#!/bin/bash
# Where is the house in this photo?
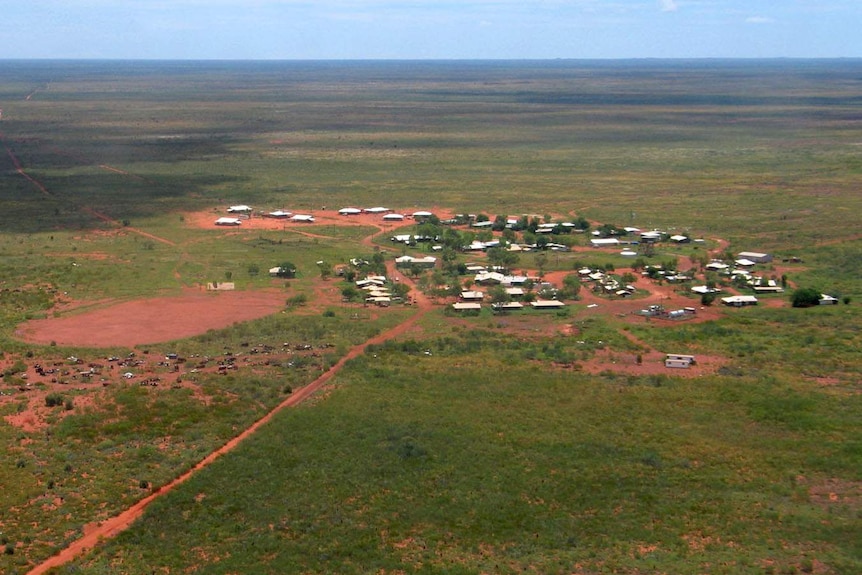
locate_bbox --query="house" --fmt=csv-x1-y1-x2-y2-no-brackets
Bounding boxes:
452,302,482,311
590,238,620,248
382,213,405,222
531,300,566,310
412,210,434,219
265,210,292,219
356,278,386,288
669,235,690,243
290,214,315,223
640,231,663,242
735,258,757,267
215,217,242,226
364,206,390,214
338,207,362,216
691,285,721,295
504,287,525,298
737,251,772,264
474,271,506,285
460,290,485,301
492,301,524,312
227,205,252,213
395,255,437,269
705,261,730,272
665,354,695,368
721,295,758,307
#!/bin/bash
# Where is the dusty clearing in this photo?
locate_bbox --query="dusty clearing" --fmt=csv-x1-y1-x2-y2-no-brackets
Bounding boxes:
15,288,287,347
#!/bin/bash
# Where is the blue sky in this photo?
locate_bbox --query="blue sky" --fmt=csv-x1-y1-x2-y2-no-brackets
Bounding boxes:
2,0,860,59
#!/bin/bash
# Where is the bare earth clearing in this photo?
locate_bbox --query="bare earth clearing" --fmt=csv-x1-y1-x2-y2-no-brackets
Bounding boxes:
15,288,287,347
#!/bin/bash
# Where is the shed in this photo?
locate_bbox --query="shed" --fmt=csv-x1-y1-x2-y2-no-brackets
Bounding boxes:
665,354,695,369
737,251,772,263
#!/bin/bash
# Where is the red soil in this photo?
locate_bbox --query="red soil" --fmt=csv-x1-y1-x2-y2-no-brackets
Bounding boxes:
15,288,287,348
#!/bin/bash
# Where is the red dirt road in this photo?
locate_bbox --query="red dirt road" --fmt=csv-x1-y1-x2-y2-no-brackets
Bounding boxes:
15,288,288,348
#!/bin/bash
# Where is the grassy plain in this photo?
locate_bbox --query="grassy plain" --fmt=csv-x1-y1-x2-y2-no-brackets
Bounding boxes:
0,60,860,574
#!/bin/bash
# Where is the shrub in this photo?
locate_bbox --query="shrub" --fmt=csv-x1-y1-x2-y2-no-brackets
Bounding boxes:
45,393,64,407
791,287,821,308
286,294,308,307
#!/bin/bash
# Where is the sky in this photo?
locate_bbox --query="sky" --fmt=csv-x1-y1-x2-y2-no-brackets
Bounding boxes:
1,0,860,60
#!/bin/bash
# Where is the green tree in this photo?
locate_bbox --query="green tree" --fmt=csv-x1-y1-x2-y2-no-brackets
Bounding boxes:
275,262,297,278
317,261,333,280
791,287,821,308
561,274,582,300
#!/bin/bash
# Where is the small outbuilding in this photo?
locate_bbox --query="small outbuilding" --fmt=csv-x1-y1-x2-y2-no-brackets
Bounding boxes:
665,354,695,369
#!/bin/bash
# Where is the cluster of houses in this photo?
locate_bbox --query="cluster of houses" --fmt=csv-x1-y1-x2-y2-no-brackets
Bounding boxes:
577,267,637,298
215,205,316,225
353,276,395,306
448,266,566,313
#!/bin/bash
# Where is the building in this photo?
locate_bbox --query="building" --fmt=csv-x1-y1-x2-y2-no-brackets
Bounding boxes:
531,300,566,310
590,238,621,248
290,214,315,223
721,295,758,307
395,255,437,269
215,217,242,226
737,251,772,264
665,354,695,368
452,302,481,312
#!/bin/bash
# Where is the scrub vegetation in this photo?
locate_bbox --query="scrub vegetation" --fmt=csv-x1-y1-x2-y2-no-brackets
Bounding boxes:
0,60,859,574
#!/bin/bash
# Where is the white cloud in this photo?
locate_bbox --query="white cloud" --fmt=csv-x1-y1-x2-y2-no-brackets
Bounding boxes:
745,16,774,24
659,0,678,12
